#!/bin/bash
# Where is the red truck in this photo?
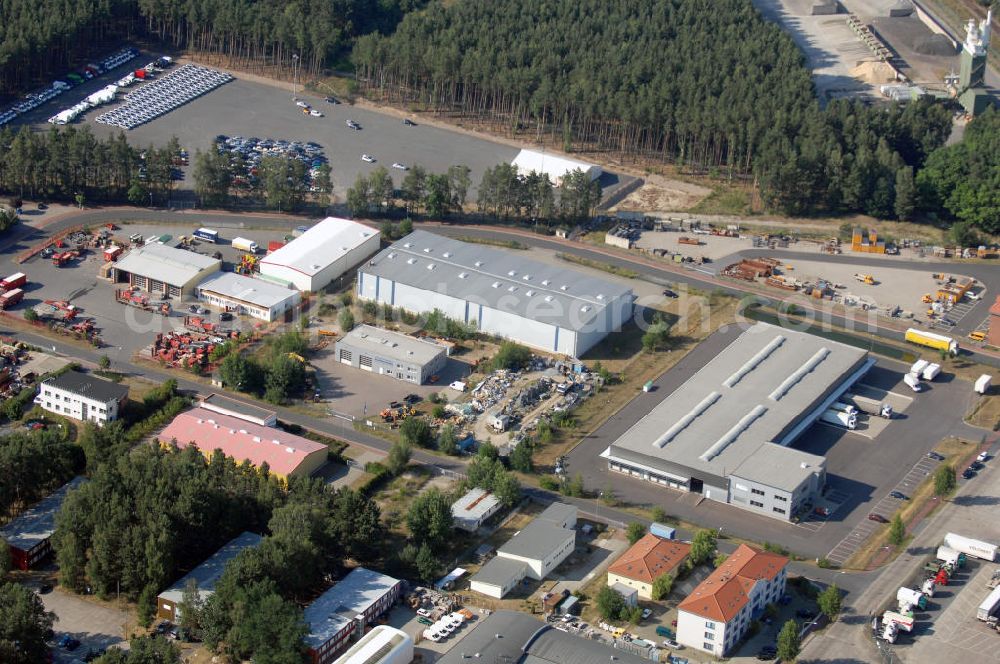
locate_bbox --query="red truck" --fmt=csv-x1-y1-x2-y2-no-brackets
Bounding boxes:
0,288,24,309
0,272,27,291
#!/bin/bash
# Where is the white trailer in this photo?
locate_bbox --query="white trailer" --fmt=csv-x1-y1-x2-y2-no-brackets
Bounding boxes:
922,363,941,381
882,620,898,643
975,374,992,395
830,401,858,415
944,533,997,561
904,372,923,392
897,587,928,609
820,409,857,429
911,359,930,376
883,611,914,632
978,586,1000,621
231,237,259,253
842,392,893,418
921,578,936,597
936,546,966,567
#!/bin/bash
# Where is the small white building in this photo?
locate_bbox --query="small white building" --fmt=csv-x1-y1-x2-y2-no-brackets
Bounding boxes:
334,325,448,385
469,503,577,599
511,149,602,186
259,217,380,292
451,488,502,532
676,544,788,657
36,371,129,425
196,272,301,322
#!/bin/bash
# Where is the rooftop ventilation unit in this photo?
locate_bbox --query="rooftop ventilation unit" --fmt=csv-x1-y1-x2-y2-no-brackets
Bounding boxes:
526,290,535,296
252,436,261,442
724,335,785,388
652,391,720,449
407,258,417,265
769,348,829,401
443,252,451,258
492,282,501,288
542,279,550,286
475,261,484,267
403,242,412,248
286,447,295,453
545,295,554,302
522,274,531,281
423,247,431,253
596,294,604,300
427,263,436,270
459,272,469,279
388,252,397,259
508,270,517,276
508,286,517,292
700,404,768,461
560,285,568,291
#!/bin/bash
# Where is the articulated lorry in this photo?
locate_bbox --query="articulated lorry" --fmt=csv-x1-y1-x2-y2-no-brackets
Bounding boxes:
842,392,893,418
903,372,923,392
883,611,914,632
897,587,928,610
936,546,967,568
231,237,259,253
820,409,857,429
944,533,998,561
0,272,27,291
905,328,958,355
978,586,1000,621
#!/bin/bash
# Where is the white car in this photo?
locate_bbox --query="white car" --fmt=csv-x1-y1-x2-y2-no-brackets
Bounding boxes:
309,109,323,117
361,154,376,163
416,608,432,618
346,119,361,129
295,100,309,108
391,162,408,170
662,640,682,650
977,452,989,462
641,608,652,620
445,613,463,627
422,630,440,643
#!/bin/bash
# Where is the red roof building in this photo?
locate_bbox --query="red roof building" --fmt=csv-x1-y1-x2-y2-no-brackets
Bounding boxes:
676,544,788,657
158,408,328,480
606,534,691,599
987,296,1000,348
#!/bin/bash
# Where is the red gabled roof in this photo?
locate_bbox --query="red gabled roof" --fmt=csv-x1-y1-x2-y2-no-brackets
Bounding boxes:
158,408,326,478
677,543,788,622
608,534,691,584
989,295,1000,317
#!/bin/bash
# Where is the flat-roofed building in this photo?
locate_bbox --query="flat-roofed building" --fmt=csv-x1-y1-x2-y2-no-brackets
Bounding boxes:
511,149,602,185
335,325,448,384
0,477,86,570
199,393,278,427
602,323,873,521
330,625,412,664
607,533,691,600
260,217,380,292
676,544,788,657
304,567,404,664
358,231,633,357
158,408,328,481
470,503,577,599
36,371,129,425
196,272,301,321
112,244,221,298
451,488,502,532
156,531,263,622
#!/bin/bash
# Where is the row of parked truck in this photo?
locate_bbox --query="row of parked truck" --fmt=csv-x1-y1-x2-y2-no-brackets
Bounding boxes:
878,533,998,643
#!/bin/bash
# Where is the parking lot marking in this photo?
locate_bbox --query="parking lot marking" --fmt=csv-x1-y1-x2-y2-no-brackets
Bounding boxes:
931,300,976,331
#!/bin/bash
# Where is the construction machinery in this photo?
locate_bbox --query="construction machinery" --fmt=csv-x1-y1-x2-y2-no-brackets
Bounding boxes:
853,273,876,285
116,289,171,315
235,253,260,275
41,300,78,320
183,316,235,337
921,294,934,304
52,250,80,266
318,329,338,337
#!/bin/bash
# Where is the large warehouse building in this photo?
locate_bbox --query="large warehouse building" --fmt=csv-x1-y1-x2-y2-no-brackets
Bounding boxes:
196,272,301,322
158,408,328,481
260,217,380,292
357,231,634,357
602,323,874,521
112,244,221,298
511,149,602,185
334,325,448,384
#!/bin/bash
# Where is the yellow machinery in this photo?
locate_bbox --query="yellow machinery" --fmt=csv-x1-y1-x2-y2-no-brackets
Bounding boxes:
854,273,875,285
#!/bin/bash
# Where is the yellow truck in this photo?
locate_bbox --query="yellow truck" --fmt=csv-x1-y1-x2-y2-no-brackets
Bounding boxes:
905,328,958,355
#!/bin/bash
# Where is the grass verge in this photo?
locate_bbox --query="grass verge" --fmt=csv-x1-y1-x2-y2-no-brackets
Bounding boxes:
453,235,528,250
556,253,639,279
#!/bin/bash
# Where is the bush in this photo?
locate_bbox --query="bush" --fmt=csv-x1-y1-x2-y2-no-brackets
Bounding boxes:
431,405,447,419
400,417,434,448
626,522,646,544
934,464,955,496
539,475,560,491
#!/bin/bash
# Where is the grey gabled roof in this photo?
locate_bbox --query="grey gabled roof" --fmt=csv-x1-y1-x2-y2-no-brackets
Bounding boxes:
0,477,86,551
114,243,220,287
730,442,825,492
44,371,129,403
360,231,633,331
338,325,447,366
196,272,299,309
304,567,402,648
158,532,262,604
536,502,576,526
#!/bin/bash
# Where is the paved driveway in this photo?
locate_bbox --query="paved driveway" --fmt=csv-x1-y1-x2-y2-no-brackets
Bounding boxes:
40,587,128,663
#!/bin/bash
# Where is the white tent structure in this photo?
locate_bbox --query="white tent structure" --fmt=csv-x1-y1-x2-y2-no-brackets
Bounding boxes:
511,149,602,185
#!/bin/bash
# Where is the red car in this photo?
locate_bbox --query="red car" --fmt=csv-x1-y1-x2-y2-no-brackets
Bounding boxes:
814,506,830,516
868,513,887,523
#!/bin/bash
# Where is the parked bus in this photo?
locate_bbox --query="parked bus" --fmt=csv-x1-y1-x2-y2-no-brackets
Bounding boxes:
194,228,219,243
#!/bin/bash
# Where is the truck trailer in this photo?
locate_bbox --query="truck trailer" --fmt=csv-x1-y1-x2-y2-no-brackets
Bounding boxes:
0,288,24,309
936,546,967,568
944,533,998,561
830,401,858,415
903,372,923,392
911,359,930,376
922,363,941,381
905,328,958,355
975,375,992,395
0,272,27,291
897,587,928,610
883,611,914,632
842,392,893,418
820,409,857,429
978,587,1000,621
231,237,259,253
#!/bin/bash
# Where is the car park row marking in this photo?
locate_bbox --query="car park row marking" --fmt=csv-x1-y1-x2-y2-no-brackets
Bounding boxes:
931,299,977,331
825,455,941,565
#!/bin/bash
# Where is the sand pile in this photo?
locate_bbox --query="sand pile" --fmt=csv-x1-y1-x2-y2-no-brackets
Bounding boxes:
850,60,899,83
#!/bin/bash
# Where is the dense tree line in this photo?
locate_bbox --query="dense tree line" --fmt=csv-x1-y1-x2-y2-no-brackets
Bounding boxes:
0,427,83,521
916,107,1000,234
476,164,601,223
0,0,428,96
218,329,311,404
353,0,985,224
0,126,178,205
0,582,55,664
193,148,333,211
346,164,470,218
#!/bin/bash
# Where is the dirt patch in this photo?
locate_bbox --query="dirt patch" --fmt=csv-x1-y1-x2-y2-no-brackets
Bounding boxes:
966,392,1000,431
850,60,900,84
609,174,712,212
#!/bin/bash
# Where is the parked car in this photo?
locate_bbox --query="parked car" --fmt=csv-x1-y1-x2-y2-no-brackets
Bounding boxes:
662,640,682,649
309,109,323,117
962,468,977,479
417,617,433,626
976,452,989,462
346,119,361,130
219,312,233,321
868,513,887,523
38,583,54,594
391,162,408,170
416,608,432,618
969,461,984,471
662,289,679,298
402,118,415,125
756,645,777,661
795,609,816,620
58,635,81,651
813,506,830,516
295,100,309,108
890,491,908,500
927,451,944,461
361,154,376,163
641,608,653,620
325,96,340,104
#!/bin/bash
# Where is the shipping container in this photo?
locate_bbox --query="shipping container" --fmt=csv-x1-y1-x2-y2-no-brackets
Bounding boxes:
650,522,676,540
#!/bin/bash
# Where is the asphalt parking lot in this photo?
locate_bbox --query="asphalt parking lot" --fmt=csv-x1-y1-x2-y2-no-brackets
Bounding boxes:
37,585,127,662
564,326,986,559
